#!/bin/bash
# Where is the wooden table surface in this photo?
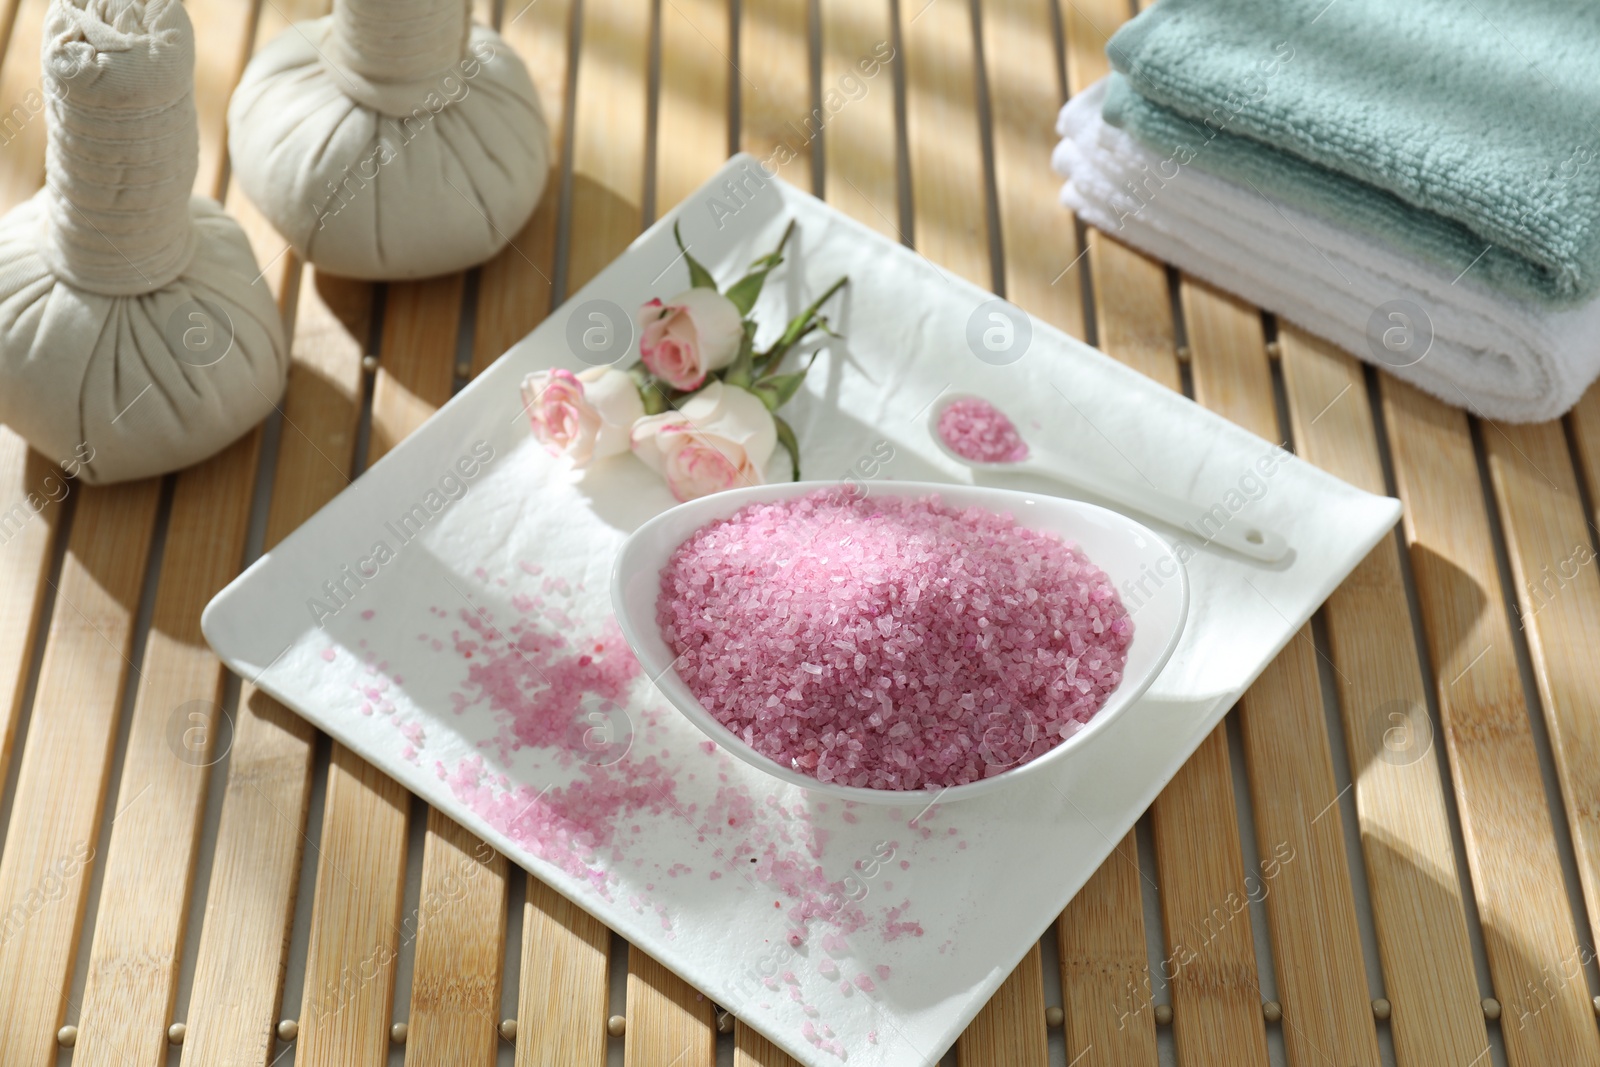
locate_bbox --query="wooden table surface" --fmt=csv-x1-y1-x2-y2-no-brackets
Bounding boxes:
1,0,1599,1064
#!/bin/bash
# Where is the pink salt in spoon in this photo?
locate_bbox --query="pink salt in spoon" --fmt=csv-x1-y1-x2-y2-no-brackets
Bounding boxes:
929,393,1289,564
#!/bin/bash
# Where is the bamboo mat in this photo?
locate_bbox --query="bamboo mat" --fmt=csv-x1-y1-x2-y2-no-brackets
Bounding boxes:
0,0,1598,1063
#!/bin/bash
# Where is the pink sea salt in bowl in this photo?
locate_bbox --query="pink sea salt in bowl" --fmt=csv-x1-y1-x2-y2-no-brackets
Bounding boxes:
612,481,1188,803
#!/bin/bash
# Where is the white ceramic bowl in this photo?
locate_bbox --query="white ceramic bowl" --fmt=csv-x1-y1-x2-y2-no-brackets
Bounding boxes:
611,480,1189,804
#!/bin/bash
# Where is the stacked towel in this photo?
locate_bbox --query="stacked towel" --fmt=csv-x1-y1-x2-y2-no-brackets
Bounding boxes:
1053,0,1600,422
1055,84,1600,424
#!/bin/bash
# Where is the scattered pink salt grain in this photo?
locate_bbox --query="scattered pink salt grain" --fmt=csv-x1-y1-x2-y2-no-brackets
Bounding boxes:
936,397,1029,463
853,974,876,992
657,489,1132,789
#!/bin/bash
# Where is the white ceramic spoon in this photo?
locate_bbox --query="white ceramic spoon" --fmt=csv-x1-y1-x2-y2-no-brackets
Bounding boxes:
928,393,1289,564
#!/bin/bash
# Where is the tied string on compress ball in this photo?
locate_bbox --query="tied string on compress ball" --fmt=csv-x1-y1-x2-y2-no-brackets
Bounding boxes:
325,0,470,104
41,0,200,295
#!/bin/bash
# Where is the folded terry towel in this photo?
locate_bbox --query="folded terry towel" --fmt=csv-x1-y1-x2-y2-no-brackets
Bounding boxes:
1054,81,1600,423
1102,0,1600,309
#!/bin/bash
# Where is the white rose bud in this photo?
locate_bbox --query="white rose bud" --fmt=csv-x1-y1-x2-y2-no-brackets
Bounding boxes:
521,366,645,466
630,381,778,501
638,288,745,391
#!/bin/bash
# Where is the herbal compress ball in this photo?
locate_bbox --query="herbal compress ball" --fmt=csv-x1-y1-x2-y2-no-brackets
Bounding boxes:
227,0,552,280
0,0,288,485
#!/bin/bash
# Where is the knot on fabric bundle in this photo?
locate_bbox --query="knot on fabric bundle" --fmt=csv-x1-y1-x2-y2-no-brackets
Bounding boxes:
326,0,470,89
0,0,288,485
227,0,552,280
42,0,198,294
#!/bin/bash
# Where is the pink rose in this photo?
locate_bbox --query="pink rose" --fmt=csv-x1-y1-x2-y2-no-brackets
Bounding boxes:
638,288,744,391
630,381,778,501
521,366,645,465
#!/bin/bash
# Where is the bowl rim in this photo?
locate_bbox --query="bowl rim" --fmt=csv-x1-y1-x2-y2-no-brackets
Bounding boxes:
610,479,1190,804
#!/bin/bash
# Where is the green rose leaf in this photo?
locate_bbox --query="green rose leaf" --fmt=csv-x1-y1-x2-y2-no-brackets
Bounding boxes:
674,222,718,290
773,414,802,481
724,219,797,315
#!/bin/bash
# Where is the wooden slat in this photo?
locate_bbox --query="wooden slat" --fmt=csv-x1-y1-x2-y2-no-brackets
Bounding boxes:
180,690,316,1065
1177,281,1272,433
1057,834,1156,1067
0,0,22,79
405,809,508,1065
254,276,371,552
657,0,731,213
1382,376,1600,1067
818,0,896,234
1243,650,1379,1055
190,0,256,200
624,949,716,1067
957,944,1050,1066
1279,328,1491,1065
181,268,370,1067
517,877,611,1067
1061,0,1113,90
1087,233,1181,391
265,275,371,556
371,275,465,460
1570,389,1600,948
1483,416,1600,989
738,0,812,191
1571,384,1600,507
0,441,57,785
0,480,161,1063
981,0,1083,339
1062,0,1181,394
0,0,44,213
1148,728,1269,1066
900,0,988,284
295,746,410,1067
565,0,650,294
470,0,577,377
734,1021,800,1067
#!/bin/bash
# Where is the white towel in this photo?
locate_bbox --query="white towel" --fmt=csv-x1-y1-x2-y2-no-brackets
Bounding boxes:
1053,80,1600,424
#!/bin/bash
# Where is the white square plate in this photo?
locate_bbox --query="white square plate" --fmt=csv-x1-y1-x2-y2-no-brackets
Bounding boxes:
204,154,1401,1066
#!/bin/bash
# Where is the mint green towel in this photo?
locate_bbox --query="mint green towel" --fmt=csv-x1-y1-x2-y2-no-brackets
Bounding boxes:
1102,0,1600,308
